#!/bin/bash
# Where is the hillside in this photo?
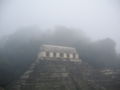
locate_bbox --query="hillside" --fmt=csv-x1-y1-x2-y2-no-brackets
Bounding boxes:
0,27,120,90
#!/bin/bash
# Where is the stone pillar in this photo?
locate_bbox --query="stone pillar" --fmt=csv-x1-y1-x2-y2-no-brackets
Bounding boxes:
49,52,54,58
75,54,79,59
56,52,60,58
63,53,67,58
69,53,73,59
40,51,46,57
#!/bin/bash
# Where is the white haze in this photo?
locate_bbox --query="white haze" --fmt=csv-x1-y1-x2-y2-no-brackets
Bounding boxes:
0,0,120,52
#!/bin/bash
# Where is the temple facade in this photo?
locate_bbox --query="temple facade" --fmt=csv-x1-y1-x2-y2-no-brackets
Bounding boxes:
38,45,81,62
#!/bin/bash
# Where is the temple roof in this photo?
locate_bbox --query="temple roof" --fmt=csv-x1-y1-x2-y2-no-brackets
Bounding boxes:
40,45,77,54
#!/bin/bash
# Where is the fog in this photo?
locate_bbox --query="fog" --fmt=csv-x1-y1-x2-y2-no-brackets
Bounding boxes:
0,0,120,52
1,1,120,89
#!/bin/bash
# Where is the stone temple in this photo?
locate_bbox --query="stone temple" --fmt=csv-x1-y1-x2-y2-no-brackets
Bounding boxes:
7,45,83,90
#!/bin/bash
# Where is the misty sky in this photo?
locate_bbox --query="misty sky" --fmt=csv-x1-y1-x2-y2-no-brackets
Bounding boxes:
0,0,120,52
